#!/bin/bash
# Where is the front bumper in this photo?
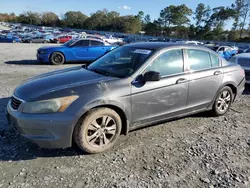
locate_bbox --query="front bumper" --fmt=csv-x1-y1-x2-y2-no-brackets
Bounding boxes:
6,101,76,149
36,53,50,63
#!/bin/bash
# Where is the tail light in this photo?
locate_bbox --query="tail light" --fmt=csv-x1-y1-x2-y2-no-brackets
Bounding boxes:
240,69,245,77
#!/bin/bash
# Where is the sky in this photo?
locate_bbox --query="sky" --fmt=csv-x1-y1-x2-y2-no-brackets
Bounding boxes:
1,0,235,27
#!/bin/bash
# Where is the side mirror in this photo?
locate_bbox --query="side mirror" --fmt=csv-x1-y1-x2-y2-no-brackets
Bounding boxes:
144,71,161,81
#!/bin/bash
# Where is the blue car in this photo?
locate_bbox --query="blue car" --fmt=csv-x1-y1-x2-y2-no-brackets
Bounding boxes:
211,46,238,60
0,35,21,43
37,38,117,65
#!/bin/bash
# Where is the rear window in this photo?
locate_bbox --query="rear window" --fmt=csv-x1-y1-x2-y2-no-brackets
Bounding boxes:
187,49,211,71
210,53,220,67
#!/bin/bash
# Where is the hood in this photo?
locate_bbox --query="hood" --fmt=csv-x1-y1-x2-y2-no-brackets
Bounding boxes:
14,66,114,101
38,45,67,51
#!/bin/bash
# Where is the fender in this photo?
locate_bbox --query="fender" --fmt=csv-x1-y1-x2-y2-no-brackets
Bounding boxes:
74,99,131,135
207,81,237,109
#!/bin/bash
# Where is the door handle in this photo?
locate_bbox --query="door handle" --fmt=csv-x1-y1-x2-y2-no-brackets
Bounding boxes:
176,78,188,84
214,71,222,75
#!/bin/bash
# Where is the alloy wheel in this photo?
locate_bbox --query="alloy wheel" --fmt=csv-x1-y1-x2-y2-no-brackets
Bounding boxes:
86,116,117,147
54,55,62,64
217,90,231,113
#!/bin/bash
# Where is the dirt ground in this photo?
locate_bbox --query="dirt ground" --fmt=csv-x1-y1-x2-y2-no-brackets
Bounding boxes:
0,43,250,188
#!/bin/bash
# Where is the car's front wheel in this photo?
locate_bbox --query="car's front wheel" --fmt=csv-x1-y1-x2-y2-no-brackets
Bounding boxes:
212,86,233,116
50,52,65,65
73,108,122,154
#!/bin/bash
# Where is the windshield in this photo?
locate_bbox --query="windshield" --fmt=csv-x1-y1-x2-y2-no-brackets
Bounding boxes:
87,46,154,78
63,38,77,47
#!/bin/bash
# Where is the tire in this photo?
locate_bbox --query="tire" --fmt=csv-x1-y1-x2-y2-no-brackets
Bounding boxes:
50,52,65,65
212,86,233,116
56,40,60,44
73,108,122,154
29,40,32,43
12,40,16,43
43,40,47,43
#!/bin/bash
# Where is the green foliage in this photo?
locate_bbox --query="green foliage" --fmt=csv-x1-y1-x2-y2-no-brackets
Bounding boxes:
41,12,59,27
63,11,87,28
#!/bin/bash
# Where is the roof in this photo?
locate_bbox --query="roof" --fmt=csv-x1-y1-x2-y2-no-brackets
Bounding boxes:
125,42,209,51
234,53,250,58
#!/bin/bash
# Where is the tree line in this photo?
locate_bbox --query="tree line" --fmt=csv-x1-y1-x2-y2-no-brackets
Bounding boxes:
1,0,250,42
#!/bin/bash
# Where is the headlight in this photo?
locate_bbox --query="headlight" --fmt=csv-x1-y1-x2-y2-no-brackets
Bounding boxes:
22,96,79,114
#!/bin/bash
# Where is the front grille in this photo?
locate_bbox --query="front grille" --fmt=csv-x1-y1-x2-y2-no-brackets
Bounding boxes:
245,70,250,76
11,97,22,110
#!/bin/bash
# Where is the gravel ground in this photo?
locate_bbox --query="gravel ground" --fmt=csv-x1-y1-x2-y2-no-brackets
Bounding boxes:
0,43,250,188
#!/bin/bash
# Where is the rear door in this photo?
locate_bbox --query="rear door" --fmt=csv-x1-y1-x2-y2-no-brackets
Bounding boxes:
88,40,107,60
70,40,90,61
185,49,223,111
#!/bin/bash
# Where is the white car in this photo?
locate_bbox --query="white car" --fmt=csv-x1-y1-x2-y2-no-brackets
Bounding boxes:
103,35,123,44
184,41,204,45
229,53,250,84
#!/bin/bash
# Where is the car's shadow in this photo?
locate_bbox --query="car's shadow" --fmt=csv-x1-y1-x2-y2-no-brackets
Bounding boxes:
5,60,44,65
5,60,92,66
243,84,250,95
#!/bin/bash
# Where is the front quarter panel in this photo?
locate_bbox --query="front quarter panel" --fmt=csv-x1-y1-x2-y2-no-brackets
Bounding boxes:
33,78,133,129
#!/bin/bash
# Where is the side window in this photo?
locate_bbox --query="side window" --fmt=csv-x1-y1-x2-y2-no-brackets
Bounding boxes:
146,49,184,77
91,40,103,46
74,40,89,47
187,49,211,71
210,53,220,67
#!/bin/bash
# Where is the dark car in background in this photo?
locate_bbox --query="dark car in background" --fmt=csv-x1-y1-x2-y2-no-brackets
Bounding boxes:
7,43,245,154
23,36,49,43
229,53,250,84
37,38,117,65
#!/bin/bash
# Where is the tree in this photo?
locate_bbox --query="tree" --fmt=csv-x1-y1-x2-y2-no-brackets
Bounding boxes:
239,0,250,38
63,11,88,28
171,4,192,26
18,11,41,25
159,6,174,31
41,12,59,26
144,14,151,24
232,0,245,30
84,9,109,30
137,11,144,21
194,3,211,27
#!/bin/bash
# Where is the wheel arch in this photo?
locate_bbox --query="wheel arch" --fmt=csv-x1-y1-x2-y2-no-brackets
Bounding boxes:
74,103,130,137
208,81,237,109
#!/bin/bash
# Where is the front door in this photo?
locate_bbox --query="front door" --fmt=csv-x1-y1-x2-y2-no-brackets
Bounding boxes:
131,49,189,127
185,49,223,111
71,40,90,61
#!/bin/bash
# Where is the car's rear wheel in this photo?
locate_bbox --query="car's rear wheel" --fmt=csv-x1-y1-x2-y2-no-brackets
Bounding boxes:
212,86,233,116
29,40,32,43
73,108,122,154
50,52,65,65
